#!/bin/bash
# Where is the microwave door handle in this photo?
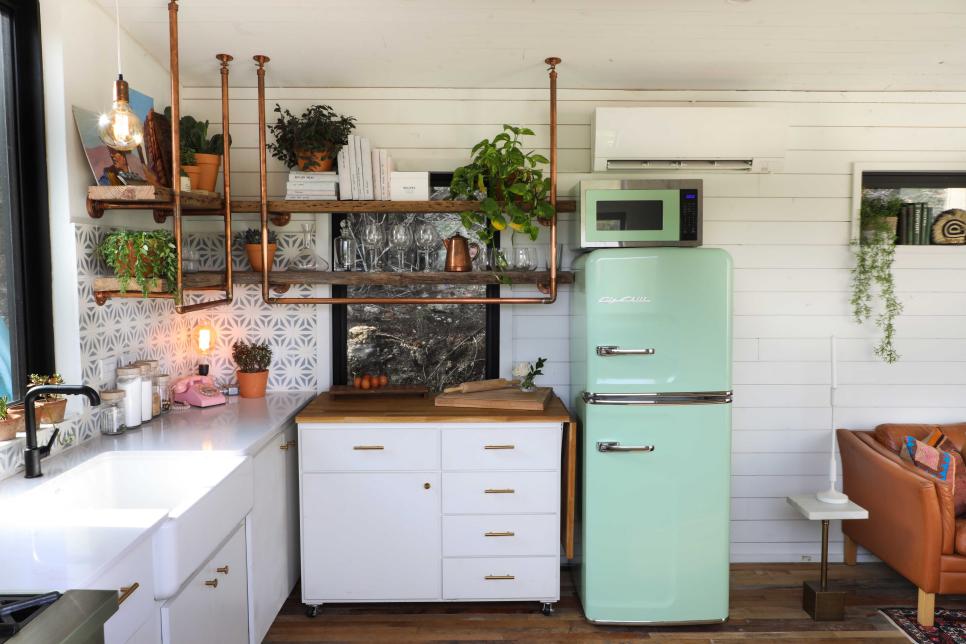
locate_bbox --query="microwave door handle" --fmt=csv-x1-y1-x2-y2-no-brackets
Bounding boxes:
596,345,656,357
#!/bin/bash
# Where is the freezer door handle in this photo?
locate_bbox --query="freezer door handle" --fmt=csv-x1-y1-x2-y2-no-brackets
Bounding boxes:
597,345,656,357
597,441,655,453
582,391,733,405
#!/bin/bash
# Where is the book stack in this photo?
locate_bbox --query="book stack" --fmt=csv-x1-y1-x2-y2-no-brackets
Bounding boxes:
335,134,393,200
286,171,339,200
898,202,933,245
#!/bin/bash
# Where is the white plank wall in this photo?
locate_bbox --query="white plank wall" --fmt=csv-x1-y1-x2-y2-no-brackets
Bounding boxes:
181,85,966,562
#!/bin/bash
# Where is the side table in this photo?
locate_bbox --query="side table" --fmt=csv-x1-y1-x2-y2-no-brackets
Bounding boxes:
786,495,869,620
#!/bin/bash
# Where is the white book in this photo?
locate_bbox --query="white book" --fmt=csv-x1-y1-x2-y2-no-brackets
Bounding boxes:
289,170,337,180
381,150,392,200
286,194,338,201
371,148,382,200
287,180,337,188
351,135,363,200
286,190,337,197
336,148,351,201
360,137,373,200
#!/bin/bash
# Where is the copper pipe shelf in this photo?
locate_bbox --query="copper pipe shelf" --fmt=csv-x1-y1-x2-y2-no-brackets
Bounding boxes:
230,199,575,215
87,186,226,224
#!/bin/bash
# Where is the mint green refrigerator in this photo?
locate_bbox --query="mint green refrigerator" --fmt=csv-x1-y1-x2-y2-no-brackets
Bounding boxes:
571,248,732,625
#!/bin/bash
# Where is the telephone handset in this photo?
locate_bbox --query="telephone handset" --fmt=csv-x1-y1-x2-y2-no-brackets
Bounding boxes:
172,375,227,408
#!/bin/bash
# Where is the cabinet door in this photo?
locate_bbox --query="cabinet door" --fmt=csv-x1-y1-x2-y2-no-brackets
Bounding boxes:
250,427,298,643
302,472,441,601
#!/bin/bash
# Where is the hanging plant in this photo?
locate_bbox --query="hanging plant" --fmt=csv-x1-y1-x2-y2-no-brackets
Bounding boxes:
98,230,179,297
851,196,904,363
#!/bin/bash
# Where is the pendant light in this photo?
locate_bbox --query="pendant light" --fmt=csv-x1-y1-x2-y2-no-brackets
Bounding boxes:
97,0,143,151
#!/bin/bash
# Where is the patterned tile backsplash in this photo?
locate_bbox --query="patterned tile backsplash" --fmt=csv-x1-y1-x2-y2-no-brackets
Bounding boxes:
0,223,320,479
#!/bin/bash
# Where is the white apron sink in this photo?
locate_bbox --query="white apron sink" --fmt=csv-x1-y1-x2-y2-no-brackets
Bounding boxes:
4,451,253,599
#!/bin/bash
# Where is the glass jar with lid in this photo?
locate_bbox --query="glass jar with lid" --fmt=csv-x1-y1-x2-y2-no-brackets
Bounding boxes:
98,389,126,435
133,362,153,422
115,366,142,429
141,359,161,418
157,374,172,414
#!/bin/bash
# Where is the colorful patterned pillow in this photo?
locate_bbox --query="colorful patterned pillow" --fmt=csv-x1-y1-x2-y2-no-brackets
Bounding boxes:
900,436,953,482
922,429,966,516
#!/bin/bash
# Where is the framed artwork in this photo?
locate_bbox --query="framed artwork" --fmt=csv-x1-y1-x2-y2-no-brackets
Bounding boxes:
73,88,155,186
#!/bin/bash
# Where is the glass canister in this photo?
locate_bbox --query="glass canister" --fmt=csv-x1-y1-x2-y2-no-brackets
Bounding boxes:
142,359,161,418
115,366,142,429
98,389,126,435
157,374,172,414
133,362,153,422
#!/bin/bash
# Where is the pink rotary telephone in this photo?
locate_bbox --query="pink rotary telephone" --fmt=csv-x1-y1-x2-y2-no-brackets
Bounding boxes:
172,375,227,408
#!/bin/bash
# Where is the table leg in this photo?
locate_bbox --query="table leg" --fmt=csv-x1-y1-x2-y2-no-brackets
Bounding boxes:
820,519,829,591
803,518,845,620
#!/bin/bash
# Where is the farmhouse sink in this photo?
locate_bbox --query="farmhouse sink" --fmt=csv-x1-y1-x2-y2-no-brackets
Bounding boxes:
4,451,253,599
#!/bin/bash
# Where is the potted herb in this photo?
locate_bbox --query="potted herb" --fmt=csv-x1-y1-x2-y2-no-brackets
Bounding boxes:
164,107,230,192
180,148,201,190
98,230,179,297
449,124,555,245
237,228,279,272
851,196,905,363
0,396,23,442
267,104,356,172
27,373,66,425
233,340,272,398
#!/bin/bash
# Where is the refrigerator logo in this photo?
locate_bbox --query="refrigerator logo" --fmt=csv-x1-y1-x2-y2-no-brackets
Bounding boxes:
598,296,651,304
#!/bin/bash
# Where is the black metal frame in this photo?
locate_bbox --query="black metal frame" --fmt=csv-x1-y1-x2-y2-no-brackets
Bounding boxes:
863,172,966,189
0,0,53,399
330,173,500,385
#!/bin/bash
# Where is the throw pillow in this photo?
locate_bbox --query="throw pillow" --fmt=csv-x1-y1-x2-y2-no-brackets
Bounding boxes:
923,429,966,516
900,436,953,482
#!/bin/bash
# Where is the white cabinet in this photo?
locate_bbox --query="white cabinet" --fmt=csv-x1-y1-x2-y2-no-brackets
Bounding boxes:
161,524,248,644
299,423,562,610
248,424,300,643
90,535,157,644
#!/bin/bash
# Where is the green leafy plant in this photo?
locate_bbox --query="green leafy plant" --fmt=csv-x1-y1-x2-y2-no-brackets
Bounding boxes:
519,357,547,390
236,228,278,245
449,124,555,245
98,230,179,297
232,340,273,373
163,107,230,160
851,196,905,363
267,104,356,169
0,396,10,421
27,374,65,401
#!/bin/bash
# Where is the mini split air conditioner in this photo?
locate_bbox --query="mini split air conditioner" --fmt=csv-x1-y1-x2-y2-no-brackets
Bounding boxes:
592,106,788,173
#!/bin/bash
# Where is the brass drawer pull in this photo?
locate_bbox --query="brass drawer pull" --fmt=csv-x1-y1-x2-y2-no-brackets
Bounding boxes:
485,575,515,580
353,445,385,450
204,579,219,588
485,488,515,494
279,443,290,450
117,582,139,605
484,531,515,537
484,444,515,450
216,565,229,575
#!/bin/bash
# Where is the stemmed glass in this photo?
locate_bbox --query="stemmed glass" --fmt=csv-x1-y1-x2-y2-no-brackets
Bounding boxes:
361,221,385,271
512,246,537,271
388,222,414,271
414,222,439,272
291,223,329,271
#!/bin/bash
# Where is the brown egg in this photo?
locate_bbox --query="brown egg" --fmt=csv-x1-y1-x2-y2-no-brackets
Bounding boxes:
360,376,372,390
353,375,362,388
379,374,389,387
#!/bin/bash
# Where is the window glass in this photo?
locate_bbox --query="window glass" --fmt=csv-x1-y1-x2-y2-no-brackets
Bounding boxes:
0,9,19,400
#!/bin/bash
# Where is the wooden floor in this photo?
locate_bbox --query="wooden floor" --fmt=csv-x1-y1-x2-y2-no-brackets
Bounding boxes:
265,563,964,642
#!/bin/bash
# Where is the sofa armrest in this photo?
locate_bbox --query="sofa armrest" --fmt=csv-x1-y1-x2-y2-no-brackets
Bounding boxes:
838,429,943,592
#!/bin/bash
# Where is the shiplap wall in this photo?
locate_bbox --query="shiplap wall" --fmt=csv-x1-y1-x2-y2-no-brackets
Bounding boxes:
182,85,966,562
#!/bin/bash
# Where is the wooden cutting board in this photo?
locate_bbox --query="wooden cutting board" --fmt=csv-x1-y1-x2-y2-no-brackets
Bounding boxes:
329,385,429,398
434,387,552,411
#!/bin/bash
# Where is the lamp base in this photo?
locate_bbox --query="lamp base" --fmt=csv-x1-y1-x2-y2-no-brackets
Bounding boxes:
816,488,849,504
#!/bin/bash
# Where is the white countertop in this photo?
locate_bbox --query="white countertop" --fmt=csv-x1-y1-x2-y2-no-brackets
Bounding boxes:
0,391,313,593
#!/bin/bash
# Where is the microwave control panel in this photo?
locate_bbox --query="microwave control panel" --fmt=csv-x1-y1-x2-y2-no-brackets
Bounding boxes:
680,189,700,241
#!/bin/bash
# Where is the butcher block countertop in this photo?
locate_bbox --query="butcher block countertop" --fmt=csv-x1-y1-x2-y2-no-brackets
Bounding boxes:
296,392,572,424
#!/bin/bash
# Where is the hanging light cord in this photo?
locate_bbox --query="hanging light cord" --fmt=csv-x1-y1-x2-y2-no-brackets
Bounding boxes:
114,0,122,77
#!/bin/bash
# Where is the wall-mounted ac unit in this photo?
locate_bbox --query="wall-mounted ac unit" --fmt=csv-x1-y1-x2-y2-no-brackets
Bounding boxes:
592,106,788,173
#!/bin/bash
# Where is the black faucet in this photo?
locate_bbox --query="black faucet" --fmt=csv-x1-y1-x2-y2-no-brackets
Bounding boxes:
23,385,101,478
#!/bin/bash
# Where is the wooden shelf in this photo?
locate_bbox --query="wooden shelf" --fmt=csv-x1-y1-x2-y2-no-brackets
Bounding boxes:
87,185,226,223
229,199,576,214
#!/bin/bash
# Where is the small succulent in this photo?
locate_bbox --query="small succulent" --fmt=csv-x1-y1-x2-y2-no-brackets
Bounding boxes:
236,228,278,246
0,396,10,421
232,340,273,373
27,374,65,401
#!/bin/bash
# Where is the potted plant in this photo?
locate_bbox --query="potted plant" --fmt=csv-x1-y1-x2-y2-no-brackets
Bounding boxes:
164,107,230,192
27,373,67,425
98,230,179,297
512,357,547,393
233,340,272,398
180,148,201,191
0,396,23,442
267,104,356,172
237,228,279,272
449,124,555,245
851,195,905,363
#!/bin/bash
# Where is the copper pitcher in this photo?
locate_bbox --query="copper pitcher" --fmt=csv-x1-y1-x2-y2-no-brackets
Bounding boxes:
442,233,480,272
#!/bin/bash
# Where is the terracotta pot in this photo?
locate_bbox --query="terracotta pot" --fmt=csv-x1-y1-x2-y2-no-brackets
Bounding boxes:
115,241,157,280
295,148,333,172
0,412,24,442
237,370,269,398
182,165,202,191
245,243,277,272
193,153,221,192
33,398,67,425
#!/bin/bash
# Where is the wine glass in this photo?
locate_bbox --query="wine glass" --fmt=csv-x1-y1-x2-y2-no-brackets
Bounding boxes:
291,223,329,271
414,222,439,272
388,222,414,271
512,246,537,271
361,221,385,271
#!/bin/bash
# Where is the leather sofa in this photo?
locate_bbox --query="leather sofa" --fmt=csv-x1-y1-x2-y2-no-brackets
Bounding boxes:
837,424,966,627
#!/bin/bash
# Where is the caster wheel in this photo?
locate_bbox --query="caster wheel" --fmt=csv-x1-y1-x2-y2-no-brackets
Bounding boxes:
541,602,555,616
305,604,320,618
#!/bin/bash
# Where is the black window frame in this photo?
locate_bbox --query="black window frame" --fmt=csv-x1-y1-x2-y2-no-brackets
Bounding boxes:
331,172,499,386
0,0,54,400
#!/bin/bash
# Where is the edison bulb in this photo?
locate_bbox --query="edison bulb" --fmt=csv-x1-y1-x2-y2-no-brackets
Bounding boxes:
97,76,143,151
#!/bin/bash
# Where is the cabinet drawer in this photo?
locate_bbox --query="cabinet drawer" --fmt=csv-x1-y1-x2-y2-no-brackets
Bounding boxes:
442,557,559,600
442,471,559,514
300,428,439,471
443,515,558,557
89,536,156,644
442,427,561,471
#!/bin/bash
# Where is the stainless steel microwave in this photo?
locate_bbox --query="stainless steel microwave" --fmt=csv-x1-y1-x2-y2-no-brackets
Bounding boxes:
576,179,702,248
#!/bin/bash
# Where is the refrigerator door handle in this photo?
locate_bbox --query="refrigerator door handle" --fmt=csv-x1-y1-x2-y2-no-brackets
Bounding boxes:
582,391,733,405
597,441,655,453
596,345,656,357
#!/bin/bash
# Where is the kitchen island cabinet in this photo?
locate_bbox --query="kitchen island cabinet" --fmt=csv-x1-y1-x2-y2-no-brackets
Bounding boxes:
295,394,575,616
